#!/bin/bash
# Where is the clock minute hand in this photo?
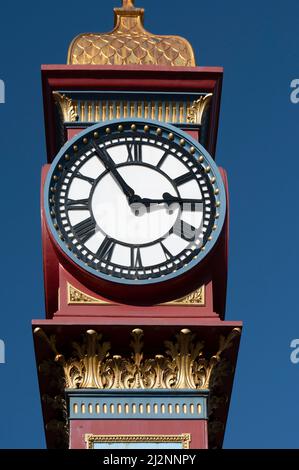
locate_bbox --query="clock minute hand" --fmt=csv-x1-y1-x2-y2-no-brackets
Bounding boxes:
92,140,135,201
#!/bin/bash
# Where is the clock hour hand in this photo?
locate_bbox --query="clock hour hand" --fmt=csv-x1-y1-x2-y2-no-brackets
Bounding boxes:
92,140,135,201
130,193,203,208
162,192,203,205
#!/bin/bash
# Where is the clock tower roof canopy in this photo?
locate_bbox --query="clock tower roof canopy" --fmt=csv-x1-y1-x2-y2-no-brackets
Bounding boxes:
67,0,196,67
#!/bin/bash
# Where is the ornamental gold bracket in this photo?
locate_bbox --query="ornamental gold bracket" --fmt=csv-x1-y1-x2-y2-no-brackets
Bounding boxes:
34,327,241,390
187,94,213,124
67,282,205,306
53,92,79,123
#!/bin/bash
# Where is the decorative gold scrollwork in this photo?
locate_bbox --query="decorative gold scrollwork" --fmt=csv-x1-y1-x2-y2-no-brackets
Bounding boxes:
53,92,79,123
187,94,213,124
67,283,205,306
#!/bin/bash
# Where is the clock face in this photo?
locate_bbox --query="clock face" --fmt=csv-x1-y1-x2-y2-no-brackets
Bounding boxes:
45,119,226,285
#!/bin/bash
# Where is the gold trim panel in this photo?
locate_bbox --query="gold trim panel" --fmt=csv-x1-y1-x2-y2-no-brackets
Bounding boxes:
67,283,111,305
85,433,191,449
67,283,205,306
165,286,205,306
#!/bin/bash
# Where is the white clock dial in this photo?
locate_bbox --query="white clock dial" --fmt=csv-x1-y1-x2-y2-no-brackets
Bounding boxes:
90,164,180,245
46,120,225,284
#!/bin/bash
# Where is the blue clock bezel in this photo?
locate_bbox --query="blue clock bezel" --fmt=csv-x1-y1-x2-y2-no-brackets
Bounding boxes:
44,118,226,286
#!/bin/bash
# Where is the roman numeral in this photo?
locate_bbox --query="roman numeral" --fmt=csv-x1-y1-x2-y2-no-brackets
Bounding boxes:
157,151,169,168
161,243,173,261
66,199,89,210
77,172,95,184
130,247,143,268
174,172,194,186
127,143,142,162
172,219,197,241
73,217,96,243
96,237,115,262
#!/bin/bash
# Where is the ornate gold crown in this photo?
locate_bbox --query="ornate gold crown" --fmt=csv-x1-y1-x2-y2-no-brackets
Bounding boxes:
67,0,196,66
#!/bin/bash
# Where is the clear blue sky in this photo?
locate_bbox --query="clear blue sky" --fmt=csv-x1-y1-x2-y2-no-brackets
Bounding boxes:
0,0,298,448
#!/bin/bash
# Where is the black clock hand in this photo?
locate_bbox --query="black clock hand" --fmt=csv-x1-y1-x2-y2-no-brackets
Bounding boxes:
92,140,135,201
130,193,203,207
163,192,204,205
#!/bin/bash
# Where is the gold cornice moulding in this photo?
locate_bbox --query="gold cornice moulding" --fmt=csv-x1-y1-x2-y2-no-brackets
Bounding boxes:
34,327,241,390
52,94,212,126
67,1,196,66
67,282,205,306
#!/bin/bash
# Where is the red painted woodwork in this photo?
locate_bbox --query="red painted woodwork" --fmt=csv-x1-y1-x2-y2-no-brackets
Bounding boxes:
41,65,223,162
69,419,208,449
34,58,242,451
184,129,200,140
41,66,226,312
67,128,85,140
41,165,59,316
55,265,217,320
33,318,242,328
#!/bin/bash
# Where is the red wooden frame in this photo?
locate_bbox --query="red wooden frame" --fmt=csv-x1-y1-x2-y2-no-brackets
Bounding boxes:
41,65,223,162
34,62,242,452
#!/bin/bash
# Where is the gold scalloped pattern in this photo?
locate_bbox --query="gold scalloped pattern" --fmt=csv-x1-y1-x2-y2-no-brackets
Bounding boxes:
67,2,195,66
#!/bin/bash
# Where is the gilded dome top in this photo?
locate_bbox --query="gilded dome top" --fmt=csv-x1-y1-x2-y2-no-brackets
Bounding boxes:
67,0,196,66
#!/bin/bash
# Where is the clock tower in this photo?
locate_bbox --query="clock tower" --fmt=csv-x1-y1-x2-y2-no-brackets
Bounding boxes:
33,0,242,449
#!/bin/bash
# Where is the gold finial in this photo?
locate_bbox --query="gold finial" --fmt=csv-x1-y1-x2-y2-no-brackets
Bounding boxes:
67,1,196,66
122,0,135,8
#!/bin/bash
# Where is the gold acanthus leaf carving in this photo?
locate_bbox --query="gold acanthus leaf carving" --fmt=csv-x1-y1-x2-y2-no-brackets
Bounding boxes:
53,92,79,123
187,94,213,124
35,327,241,390
67,1,196,66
